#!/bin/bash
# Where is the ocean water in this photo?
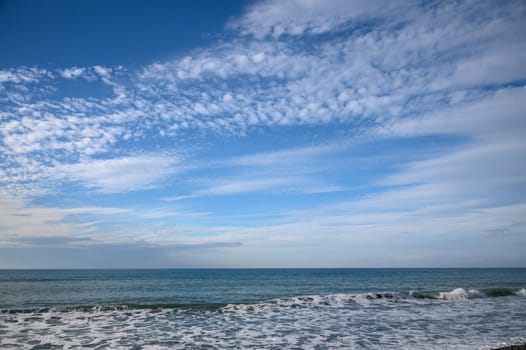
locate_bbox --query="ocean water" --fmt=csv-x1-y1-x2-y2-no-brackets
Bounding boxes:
1,268,525,349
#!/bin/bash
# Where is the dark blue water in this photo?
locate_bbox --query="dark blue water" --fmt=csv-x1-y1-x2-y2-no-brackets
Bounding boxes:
1,268,525,349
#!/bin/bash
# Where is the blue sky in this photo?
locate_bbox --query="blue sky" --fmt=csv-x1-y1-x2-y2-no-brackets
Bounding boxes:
1,0,525,268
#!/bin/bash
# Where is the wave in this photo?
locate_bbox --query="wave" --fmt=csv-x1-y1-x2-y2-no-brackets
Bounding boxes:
225,287,525,311
0,303,228,314
2,287,524,314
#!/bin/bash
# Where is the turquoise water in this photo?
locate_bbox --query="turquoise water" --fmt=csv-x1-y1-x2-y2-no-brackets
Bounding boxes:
1,268,525,349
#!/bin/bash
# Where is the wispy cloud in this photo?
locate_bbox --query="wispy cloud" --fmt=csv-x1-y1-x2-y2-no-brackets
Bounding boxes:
0,191,128,242
163,143,347,200
228,0,410,38
223,144,343,167
165,177,303,200
58,67,86,79
376,87,526,141
58,155,180,193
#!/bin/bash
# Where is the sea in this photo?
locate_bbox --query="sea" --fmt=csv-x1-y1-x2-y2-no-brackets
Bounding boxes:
0,268,525,349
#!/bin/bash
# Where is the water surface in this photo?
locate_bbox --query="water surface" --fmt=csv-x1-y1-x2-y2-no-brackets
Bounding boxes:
1,268,525,349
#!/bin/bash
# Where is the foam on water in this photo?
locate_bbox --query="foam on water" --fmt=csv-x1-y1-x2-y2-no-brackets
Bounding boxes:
223,287,526,311
437,288,482,300
1,288,525,349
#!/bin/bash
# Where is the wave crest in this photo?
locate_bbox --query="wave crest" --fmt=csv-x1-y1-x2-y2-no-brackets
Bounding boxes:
224,287,525,312
437,288,482,301
2,287,524,314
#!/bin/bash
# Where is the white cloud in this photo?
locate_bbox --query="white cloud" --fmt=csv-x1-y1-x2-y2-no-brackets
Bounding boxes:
163,174,342,201
59,67,86,79
0,67,50,86
224,143,343,167
0,0,525,217
59,155,180,193
376,87,526,142
162,143,348,200
373,86,526,207
228,0,408,38
131,0,525,138
446,47,526,88
93,65,112,80
194,177,296,196
0,191,127,242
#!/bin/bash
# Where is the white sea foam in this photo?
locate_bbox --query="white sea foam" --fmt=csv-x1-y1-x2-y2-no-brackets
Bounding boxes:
1,291,525,349
225,288,493,311
516,288,526,296
223,291,420,312
437,288,482,301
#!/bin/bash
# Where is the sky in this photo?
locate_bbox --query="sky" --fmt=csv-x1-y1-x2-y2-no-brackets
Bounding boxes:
0,0,525,268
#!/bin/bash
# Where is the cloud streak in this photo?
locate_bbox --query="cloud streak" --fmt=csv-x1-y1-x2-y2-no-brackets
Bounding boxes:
58,155,181,193
0,191,128,243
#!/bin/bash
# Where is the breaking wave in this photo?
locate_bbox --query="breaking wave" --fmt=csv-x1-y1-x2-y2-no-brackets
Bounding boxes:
225,287,525,311
2,287,525,350
1,287,524,314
